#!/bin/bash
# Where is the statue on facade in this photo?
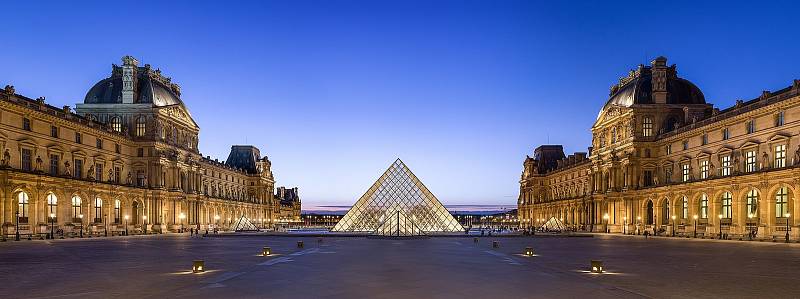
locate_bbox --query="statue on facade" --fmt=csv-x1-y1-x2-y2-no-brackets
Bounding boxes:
653,174,659,185
688,164,695,180
87,165,95,180
734,155,741,173
761,152,769,170
64,160,71,176
108,168,114,182
795,145,800,165
709,161,716,177
35,156,43,172
126,172,133,185
1,149,9,167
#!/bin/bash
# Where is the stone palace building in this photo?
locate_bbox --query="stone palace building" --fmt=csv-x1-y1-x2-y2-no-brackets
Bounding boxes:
519,57,800,240
0,56,300,238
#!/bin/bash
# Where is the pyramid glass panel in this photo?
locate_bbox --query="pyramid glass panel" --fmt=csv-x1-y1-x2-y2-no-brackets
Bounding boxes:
231,215,259,232
332,159,464,235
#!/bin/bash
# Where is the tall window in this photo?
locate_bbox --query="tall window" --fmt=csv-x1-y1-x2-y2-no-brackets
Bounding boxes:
700,160,709,179
642,117,653,137
722,192,733,219
75,132,82,144
745,150,757,172
682,196,688,219
702,133,708,145
776,187,789,218
94,198,103,223
95,163,103,181
135,116,146,137
114,200,121,223
23,118,31,131
682,140,688,150
49,154,59,176
746,189,758,217
21,148,32,171
74,159,83,178
775,144,786,168
666,144,672,155
746,120,755,134
110,116,122,132
700,194,708,219
682,164,690,182
72,195,82,222
51,125,59,138
776,111,785,127
96,138,103,149
114,167,121,183
722,127,730,140
18,192,29,223
47,193,57,221
721,155,731,176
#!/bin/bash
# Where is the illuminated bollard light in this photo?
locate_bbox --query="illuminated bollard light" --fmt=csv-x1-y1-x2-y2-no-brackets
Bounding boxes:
192,260,205,273
262,247,271,256
590,260,604,273
297,241,304,248
524,247,534,256
493,241,499,248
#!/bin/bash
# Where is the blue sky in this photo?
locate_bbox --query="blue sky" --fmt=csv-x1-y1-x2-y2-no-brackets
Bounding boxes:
2,1,799,206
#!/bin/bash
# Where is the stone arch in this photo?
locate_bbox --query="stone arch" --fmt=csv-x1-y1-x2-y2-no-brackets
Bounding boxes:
767,183,795,220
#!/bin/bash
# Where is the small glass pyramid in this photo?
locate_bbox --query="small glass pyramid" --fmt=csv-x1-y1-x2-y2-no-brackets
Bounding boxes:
231,215,259,232
332,159,464,235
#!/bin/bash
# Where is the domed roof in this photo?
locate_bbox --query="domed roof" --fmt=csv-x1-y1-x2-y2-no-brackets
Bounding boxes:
83,56,186,108
599,57,705,116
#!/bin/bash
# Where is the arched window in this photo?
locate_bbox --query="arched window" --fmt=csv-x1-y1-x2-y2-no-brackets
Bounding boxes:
721,192,733,219
72,195,82,222
746,189,758,217
700,194,708,219
114,200,121,223
47,193,58,221
682,196,688,219
94,198,103,223
642,117,653,137
662,199,671,223
135,116,146,137
646,200,654,225
776,187,789,218
110,116,122,132
17,192,29,223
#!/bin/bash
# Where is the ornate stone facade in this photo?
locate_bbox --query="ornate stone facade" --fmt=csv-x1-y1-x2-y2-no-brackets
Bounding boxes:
0,56,298,237
519,57,800,240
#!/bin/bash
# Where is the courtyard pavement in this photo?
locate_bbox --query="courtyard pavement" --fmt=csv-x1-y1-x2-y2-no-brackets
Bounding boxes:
0,234,798,298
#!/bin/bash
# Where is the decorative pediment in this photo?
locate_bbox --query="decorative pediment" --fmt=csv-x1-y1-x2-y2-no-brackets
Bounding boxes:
715,146,734,155
739,140,760,149
694,151,712,159
767,133,791,143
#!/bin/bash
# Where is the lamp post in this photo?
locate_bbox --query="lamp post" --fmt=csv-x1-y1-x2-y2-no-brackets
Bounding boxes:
623,216,627,235
718,214,723,240
179,213,186,233
693,215,698,238
124,215,129,236
15,211,20,241
602,213,609,233
78,214,84,238
49,213,55,240
671,215,676,237
785,213,791,243
143,215,148,234
104,213,108,237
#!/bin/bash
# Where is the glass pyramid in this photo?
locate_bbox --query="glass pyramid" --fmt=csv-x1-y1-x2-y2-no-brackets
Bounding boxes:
332,159,464,235
231,215,259,232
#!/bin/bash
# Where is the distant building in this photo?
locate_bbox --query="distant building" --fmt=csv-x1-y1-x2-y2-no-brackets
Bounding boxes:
519,57,799,240
275,186,301,221
0,56,293,237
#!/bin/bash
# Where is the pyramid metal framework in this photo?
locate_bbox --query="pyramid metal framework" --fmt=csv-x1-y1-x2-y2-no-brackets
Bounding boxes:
332,159,464,235
230,215,259,232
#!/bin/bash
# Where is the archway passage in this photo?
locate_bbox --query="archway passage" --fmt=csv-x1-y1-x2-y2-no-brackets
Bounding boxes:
132,202,140,224
646,200,654,225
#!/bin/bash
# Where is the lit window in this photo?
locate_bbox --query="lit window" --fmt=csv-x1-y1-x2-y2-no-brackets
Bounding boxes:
47,193,57,221
135,116,146,137
18,192,29,222
72,195,82,222
721,155,731,176
110,116,122,132
721,192,732,218
700,160,709,179
699,194,708,219
682,164,689,182
746,189,758,217
666,144,672,155
775,144,786,168
776,111,785,127
776,187,789,218
642,117,653,137
114,200,121,223
682,196,688,219
94,198,103,223
745,150,757,172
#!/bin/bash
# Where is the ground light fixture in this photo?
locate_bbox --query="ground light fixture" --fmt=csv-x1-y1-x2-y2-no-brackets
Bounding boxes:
524,247,534,256
297,241,304,248
262,247,271,256
590,260,604,273
192,260,205,273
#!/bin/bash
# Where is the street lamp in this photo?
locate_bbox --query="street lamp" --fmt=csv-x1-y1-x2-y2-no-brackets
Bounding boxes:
79,214,84,238
104,213,108,237
179,213,186,233
718,214,723,239
49,213,56,239
602,213,609,233
622,216,627,235
15,211,20,241
636,216,642,235
785,213,791,243
693,215,698,238
124,215,129,236
143,215,148,234
671,215,676,237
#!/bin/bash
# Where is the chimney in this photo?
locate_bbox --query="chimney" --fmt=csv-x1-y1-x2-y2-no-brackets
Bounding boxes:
121,56,139,104
651,56,669,104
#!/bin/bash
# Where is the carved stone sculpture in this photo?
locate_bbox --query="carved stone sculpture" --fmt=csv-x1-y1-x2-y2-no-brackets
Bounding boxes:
64,160,71,176
35,156,43,172
87,165,95,180
1,149,9,167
